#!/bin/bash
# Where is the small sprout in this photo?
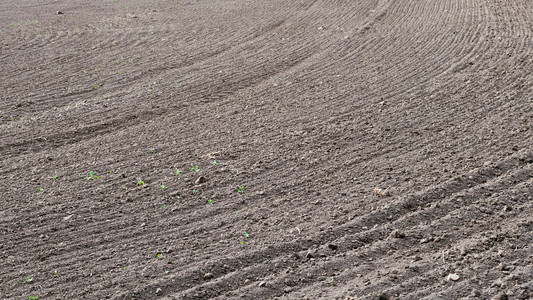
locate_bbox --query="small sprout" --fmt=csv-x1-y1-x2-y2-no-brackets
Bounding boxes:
191,189,198,195
86,171,99,180
175,195,181,199
29,296,38,300
327,277,334,287
173,169,182,176
150,149,158,154
244,232,250,238
189,164,200,172
239,241,244,244
160,185,167,191
94,67,99,71
136,180,145,186
207,199,214,205
25,276,33,283
210,160,219,165
39,187,44,192
160,204,167,208
237,185,245,194
122,267,128,270
164,270,170,274
157,253,164,259
53,270,58,275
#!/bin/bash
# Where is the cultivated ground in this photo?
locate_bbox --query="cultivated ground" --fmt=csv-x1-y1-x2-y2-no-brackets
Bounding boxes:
1,0,532,299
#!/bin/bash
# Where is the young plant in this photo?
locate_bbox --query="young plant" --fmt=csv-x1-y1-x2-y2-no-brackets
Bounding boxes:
207,199,214,205
237,185,245,194
136,179,145,186
191,189,198,195
160,185,167,191
86,171,99,180
244,232,250,238
189,164,200,172
173,169,182,176
150,149,158,154
25,276,33,283
156,253,164,259
210,160,219,165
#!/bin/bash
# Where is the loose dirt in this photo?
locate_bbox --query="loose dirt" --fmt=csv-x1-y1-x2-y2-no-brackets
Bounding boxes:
1,0,532,299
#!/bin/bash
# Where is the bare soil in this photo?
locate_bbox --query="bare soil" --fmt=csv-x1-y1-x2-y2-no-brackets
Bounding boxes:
1,0,532,299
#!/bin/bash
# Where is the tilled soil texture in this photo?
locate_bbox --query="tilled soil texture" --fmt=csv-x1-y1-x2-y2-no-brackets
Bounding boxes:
1,0,532,299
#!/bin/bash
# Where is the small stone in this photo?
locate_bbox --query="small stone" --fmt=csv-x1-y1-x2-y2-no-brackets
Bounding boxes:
195,176,207,184
291,252,301,259
390,229,405,239
492,293,508,300
471,289,481,297
374,188,390,197
447,273,460,281
284,287,292,293
203,273,214,280
56,11,63,15
305,251,315,259
155,288,162,294
258,281,266,287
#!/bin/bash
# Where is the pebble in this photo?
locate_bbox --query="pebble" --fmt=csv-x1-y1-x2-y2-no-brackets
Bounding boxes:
195,176,207,184
203,273,214,280
390,229,406,239
447,273,460,281
155,288,162,294
258,281,266,287
56,11,63,15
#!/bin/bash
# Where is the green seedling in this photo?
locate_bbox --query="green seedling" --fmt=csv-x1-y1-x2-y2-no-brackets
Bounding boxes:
25,276,33,283
39,188,44,192
173,169,182,176
189,164,200,172
164,270,170,274
244,232,250,238
136,180,145,186
94,67,99,71
191,189,198,195
86,171,99,180
326,277,334,287
237,185,245,194
122,267,128,270
53,270,58,275
160,185,167,191
150,149,157,154
157,253,164,259
207,199,214,205
210,160,219,165
160,204,167,208
29,296,38,300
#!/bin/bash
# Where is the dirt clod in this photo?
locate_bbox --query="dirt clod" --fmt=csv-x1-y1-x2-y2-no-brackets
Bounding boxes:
195,176,207,184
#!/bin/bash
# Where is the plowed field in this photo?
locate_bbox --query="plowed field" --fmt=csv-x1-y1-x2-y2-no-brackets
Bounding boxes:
1,0,532,299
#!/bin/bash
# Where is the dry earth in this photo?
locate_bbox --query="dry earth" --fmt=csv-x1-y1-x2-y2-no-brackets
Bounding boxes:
1,0,532,299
